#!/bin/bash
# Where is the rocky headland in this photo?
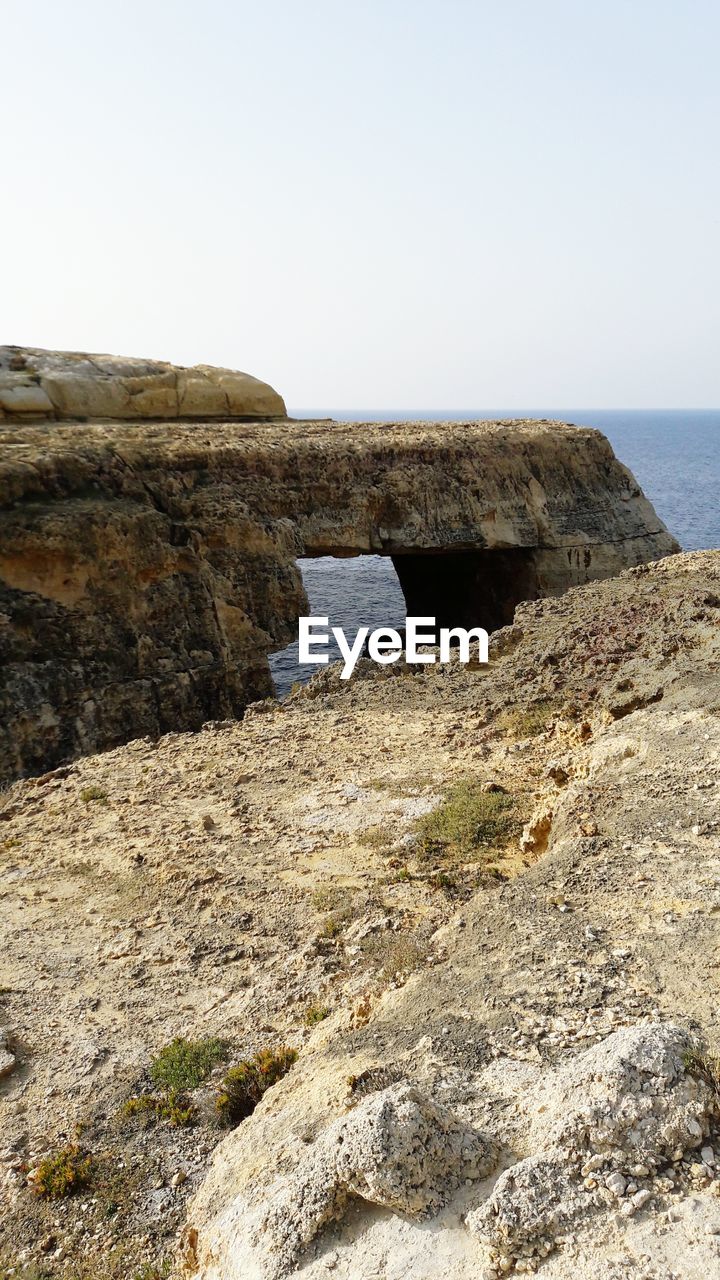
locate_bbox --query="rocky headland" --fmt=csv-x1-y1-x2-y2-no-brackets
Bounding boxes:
0,348,677,782
0,351,717,1280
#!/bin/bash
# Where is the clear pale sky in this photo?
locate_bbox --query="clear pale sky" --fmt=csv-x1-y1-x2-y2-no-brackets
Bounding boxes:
3,1,719,408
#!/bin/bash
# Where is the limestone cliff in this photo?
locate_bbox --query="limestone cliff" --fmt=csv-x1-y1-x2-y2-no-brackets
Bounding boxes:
0,350,679,781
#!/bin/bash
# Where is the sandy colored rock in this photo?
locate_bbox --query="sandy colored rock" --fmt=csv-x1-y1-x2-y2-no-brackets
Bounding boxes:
2,551,720,1279
467,1023,714,1268
0,1028,15,1080
0,346,286,422
0,402,677,780
192,1084,495,1280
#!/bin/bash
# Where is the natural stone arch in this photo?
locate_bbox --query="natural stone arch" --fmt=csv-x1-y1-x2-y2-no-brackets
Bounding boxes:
0,412,678,780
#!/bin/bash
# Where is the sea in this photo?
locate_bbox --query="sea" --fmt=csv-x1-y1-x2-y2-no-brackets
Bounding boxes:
268,409,720,696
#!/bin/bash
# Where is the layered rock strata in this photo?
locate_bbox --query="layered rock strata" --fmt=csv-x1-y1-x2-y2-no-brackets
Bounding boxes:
0,350,679,780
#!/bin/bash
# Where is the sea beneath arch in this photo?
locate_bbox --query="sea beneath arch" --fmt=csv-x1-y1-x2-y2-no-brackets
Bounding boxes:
269,409,720,696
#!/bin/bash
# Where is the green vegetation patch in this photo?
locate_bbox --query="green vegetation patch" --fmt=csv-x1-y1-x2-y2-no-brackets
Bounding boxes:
216,1046,297,1126
149,1036,229,1091
373,934,428,982
133,1265,172,1280
33,1144,92,1199
320,908,354,938
497,699,556,739
357,824,391,849
683,1045,720,1103
79,784,108,804
304,1002,330,1027
311,884,347,912
415,780,522,862
122,1088,196,1127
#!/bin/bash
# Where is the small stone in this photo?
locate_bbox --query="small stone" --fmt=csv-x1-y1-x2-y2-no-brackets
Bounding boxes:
631,1189,652,1211
171,1170,187,1188
701,1146,715,1165
605,1172,627,1196
0,1048,16,1080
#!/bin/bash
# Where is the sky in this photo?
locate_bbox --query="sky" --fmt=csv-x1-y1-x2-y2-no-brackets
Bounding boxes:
2,0,719,409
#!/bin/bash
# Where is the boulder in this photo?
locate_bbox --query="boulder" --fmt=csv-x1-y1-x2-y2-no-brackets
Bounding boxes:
0,346,286,421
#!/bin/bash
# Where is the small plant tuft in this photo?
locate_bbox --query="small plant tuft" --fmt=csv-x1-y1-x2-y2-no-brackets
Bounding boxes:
33,1144,92,1198
391,866,412,883
415,780,522,862
79,785,108,805
498,700,556,739
311,884,346,912
375,935,428,982
216,1046,297,1126
122,1089,196,1127
358,825,390,850
304,1002,330,1027
149,1036,228,1092
429,869,456,892
133,1263,171,1280
683,1045,720,1103
320,911,347,938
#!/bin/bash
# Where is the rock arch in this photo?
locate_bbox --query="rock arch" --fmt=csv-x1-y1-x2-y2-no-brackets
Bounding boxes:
0,368,678,780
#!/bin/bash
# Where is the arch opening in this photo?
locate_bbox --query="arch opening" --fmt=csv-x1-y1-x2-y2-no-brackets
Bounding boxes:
267,547,539,697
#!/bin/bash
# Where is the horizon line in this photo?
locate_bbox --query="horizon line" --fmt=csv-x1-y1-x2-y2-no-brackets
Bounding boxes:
289,406,720,414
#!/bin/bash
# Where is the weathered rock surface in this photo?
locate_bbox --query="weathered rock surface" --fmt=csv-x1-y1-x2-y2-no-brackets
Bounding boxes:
194,1084,495,1280
0,1028,15,1081
467,1023,714,1269
1,550,720,1277
0,346,286,422
0,380,677,779
186,1024,718,1279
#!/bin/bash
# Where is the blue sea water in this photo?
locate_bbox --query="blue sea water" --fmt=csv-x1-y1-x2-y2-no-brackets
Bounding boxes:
268,410,720,696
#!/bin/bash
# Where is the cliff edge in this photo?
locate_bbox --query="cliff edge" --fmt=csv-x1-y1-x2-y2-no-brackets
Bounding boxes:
0,349,679,780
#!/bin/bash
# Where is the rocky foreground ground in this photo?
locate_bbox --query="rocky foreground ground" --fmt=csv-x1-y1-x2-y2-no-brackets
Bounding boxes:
1,550,719,1279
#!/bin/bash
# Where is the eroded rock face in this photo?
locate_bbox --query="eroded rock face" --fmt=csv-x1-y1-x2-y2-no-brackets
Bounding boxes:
2,549,720,1276
0,346,286,421
0,362,679,780
184,1024,717,1279
189,1084,495,1280
467,1023,713,1270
